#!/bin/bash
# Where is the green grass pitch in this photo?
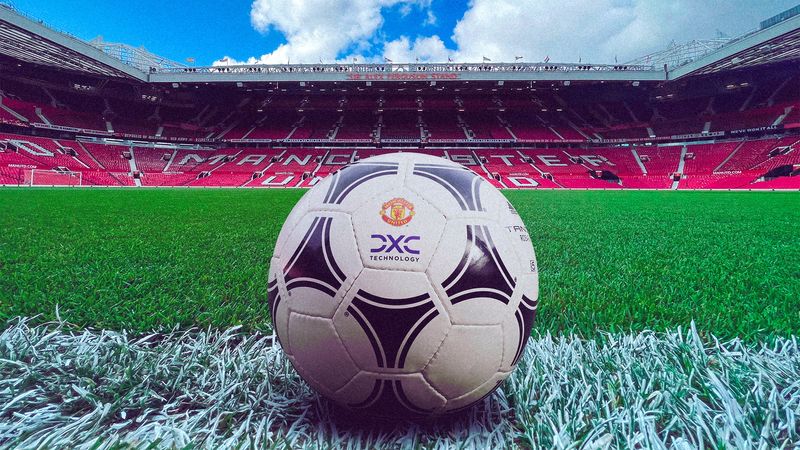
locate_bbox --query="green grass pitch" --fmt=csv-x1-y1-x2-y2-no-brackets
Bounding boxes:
1,188,797,339
0,188,799,448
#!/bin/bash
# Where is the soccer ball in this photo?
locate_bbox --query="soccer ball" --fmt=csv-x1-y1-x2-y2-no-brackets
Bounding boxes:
268,153,538,417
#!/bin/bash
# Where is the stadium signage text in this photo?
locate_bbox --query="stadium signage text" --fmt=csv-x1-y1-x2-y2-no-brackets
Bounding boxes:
730,125,780,135
506,177,540,188
346,72,461,81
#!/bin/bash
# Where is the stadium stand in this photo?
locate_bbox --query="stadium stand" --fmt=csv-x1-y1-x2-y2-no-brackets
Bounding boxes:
423,112,466,141
4,129,798,189
1,10,798,191
81,142,132,172
462,112,514,140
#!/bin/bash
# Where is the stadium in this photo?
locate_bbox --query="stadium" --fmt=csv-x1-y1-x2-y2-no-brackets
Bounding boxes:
0,4,799,189
0,1,799,449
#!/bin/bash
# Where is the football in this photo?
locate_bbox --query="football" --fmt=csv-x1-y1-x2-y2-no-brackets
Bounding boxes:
267,153,538,416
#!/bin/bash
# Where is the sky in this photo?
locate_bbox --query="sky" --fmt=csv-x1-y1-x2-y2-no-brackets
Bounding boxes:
7,0,799,66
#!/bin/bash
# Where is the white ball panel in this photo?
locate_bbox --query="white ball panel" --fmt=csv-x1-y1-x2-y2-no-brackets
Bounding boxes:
443,371,510,412
520,273,539,302
398,152,469,168
517,273,539,310
354,152,433,166
404,155,491,219
280,212,361,319
482,220,527,279
482,186,538,279
333,372,446,415
500,311,522,371
476,179,517,219
273,191,311,260
424,324,503,400
351,189,446,273
427,219,520,325
333,269,449,373
286,313,359,395
268,256,291,354
396,152,455,183
397,373,448,414
303,159,405,214
502,280,538,371
331,371,375,407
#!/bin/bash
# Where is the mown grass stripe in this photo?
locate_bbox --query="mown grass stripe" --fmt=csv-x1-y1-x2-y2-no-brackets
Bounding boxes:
0,188,797,340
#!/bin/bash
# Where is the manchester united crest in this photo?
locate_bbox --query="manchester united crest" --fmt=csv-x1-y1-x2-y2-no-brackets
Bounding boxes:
380,198,415,227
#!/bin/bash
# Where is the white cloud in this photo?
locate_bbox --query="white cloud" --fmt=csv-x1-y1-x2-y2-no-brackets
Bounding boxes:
451,0,630,63
383,35,452,62
218,0,798,65
423,9,437,26
215,0,433,65
449,0,799,63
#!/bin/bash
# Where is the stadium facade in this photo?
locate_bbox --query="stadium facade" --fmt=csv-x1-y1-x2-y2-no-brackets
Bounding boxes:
0,4,798,189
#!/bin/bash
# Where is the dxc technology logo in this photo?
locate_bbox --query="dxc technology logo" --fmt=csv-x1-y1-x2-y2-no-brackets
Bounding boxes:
369,234,421,262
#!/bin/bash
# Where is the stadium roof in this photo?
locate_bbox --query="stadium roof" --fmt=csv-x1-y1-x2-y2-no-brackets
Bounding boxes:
669,7,800,78
87,38,188,74
0,4,147,81
0,3,798,85
627,39,733,70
